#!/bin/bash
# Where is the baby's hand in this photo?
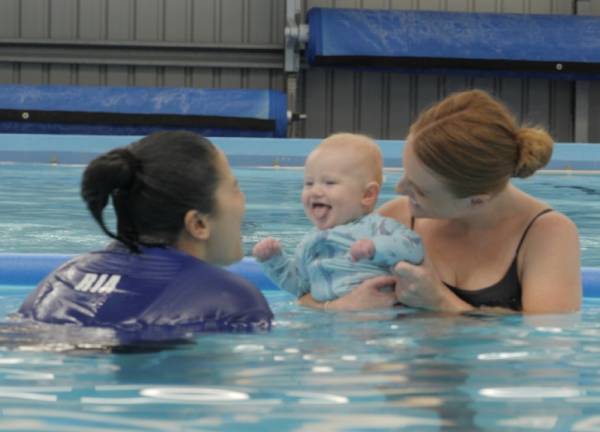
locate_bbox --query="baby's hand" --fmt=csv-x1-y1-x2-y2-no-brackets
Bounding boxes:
350,239,375,262
252,237,282,262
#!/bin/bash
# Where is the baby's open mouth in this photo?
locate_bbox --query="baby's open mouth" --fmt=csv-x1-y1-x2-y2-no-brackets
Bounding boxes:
312,203,331,220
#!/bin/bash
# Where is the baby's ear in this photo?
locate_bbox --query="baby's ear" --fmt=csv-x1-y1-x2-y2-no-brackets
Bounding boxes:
362,181,380,208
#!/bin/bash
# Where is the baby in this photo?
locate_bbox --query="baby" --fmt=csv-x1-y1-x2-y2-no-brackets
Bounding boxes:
252,133,423,302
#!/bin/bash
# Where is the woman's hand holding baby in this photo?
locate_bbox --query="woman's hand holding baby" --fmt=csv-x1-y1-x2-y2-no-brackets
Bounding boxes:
252,237,283,262
393,256,472,312
297,275,397,310
349,239,375,261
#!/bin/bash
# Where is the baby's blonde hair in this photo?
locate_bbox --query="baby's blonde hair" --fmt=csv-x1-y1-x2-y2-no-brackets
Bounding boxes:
317,133,384,186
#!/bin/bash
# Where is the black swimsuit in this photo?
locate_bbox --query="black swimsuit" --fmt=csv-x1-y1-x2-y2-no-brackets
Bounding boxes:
411,208,553,311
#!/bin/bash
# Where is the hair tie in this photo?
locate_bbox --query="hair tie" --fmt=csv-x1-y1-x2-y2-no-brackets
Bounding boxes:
116,148,141,190
121,148,140,173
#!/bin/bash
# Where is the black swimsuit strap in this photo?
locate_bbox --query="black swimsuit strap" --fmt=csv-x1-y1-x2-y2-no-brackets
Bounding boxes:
515,208,554,255
411,208,552,253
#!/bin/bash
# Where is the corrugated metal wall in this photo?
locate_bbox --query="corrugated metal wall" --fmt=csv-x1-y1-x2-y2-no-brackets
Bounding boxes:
0,0,286,89
0,0,598,141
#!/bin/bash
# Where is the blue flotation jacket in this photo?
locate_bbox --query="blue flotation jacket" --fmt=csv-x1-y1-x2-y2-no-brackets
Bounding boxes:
18,242,273,332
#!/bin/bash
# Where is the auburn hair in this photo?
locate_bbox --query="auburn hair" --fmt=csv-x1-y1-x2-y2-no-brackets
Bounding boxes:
409,90,553,197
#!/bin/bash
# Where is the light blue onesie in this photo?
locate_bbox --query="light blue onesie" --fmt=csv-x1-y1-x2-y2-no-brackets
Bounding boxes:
260,213,424,301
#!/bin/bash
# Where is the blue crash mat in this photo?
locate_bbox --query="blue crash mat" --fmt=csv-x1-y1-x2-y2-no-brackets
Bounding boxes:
307,8,600,80
0,84,288,137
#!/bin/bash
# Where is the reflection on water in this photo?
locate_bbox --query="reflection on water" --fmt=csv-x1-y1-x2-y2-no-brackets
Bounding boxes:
0,291,599,430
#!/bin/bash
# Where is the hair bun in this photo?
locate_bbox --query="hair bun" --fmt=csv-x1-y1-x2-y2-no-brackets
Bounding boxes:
513,127,554,178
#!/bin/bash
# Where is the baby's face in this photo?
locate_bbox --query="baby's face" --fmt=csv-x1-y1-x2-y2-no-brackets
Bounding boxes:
302,149,369,230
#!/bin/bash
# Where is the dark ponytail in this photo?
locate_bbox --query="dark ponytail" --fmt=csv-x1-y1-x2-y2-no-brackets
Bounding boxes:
81,131,219,252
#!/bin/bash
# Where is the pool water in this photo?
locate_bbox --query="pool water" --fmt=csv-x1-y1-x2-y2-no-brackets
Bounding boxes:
1,163,600,430
2,163,600,266
0,288,599,431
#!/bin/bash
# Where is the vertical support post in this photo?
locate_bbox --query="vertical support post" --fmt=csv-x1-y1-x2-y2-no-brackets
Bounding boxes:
284,0,308,137
575,0,591,143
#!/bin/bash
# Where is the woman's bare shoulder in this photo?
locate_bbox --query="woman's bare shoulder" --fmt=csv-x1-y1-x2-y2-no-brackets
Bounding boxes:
519,209,581,313
378,196,411,227
524,209,578,247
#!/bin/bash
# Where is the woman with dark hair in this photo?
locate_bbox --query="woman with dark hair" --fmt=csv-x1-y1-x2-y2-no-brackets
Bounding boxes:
301,89,581,313
19,130,273,331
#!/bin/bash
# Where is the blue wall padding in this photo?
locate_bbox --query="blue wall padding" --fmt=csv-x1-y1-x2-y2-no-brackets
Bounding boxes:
307,8,600,80
0,253,598,298
0,84,288,137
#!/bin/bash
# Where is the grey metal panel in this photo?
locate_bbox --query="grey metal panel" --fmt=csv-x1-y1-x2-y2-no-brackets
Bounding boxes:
0,0,20,38
78,65,105,85
0,65,15,83
107,0,134,40
388,74,414,137
247,69,271,89
221,0,245,43
220,69,244,88
165,0,190,42
106,66,132,86
50,0,78,39
249,0,273,43
498,78,525,123
48,64,73,85
304,0,335,9
191,68,216,88
271,0,286,43
0,40,283,69
552,81,575,141
19,64,46,85
79,0,107,40
414,75,441,115
136,0,162,41
472,0,499,12
443,75,471,95
525,79,552,129
417,0,444,10
269,70,286,92
191,0,218,42
331,70,356,132
304,68,331,137
134,66,160,87
359,71,386,137
163,67,188,87
21,0,49,38
446,1,472,12
332,0,361,7
389,0,420,8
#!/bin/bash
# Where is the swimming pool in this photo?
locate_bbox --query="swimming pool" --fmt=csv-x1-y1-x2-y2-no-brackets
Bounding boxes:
3,163,600,266
1,137,600,430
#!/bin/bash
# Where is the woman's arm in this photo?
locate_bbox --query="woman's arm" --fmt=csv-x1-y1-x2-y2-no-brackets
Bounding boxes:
297,276,398,311
519,212,581,313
